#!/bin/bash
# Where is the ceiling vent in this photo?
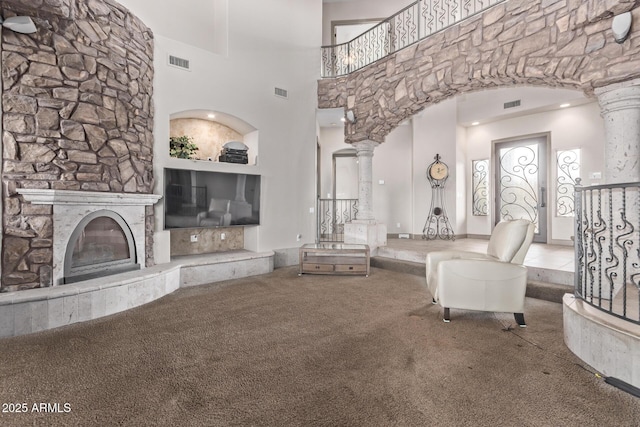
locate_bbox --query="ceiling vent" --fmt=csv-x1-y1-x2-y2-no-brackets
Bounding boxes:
274,87,288,99
168,55,190,71
504,100,521,109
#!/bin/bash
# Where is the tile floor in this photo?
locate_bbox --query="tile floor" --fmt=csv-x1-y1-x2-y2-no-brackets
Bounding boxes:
378,237,575,285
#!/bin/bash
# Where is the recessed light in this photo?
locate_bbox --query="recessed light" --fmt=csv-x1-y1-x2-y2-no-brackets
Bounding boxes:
471,121,480,126
560,103,571,108
207,113,215,118
340,117,346,122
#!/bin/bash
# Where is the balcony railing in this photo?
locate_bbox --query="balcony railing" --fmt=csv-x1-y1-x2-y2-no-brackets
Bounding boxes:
321,0,506,78
317,198,358,242
574,179,640,325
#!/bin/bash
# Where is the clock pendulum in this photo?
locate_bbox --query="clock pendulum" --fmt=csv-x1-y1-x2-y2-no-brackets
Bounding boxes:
423,153,455,240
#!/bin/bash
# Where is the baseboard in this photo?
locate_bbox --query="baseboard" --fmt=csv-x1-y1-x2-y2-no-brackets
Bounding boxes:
549,239,573,246
466,234,490,240
388,233,470,240
387,233,415,239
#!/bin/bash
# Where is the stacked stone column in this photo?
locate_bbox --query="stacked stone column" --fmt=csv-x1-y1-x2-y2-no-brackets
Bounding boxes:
595,80,640,184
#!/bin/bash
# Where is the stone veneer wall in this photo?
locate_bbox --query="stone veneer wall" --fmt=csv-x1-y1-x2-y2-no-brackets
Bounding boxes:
1,0,154,291
318,0,640,143
169,227,244,257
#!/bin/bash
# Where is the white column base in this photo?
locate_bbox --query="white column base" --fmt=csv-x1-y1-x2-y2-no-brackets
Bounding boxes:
344,221,387,250
563,294,640,388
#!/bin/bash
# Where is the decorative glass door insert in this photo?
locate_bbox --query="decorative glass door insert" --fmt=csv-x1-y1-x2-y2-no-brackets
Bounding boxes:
495,136,548,243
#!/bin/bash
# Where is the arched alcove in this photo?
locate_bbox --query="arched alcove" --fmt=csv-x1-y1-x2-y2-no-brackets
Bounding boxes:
169,109,258,165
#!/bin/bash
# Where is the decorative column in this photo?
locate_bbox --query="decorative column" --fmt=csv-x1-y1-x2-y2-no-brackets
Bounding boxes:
354,140,377,221
595,79,640,184
590,79,640,298
344,140,387,249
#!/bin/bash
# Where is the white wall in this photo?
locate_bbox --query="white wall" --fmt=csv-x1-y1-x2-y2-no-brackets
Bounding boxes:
118,0,322,257
466,101,605,242
118,0,227,54
373,124,413,234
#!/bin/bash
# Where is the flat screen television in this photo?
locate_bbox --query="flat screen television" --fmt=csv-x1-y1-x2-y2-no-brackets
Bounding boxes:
164,168,261,229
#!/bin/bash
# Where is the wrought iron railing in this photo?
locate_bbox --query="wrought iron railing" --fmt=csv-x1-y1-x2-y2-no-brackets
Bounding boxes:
317,198,358,242
574,179,640,325
321,0,506,78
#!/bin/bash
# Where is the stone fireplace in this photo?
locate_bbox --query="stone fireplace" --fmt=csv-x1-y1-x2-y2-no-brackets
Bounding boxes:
1,0,155,291
18,189,160,286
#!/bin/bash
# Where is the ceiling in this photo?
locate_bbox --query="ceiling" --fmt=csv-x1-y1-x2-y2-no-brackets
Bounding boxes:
316,86,592,128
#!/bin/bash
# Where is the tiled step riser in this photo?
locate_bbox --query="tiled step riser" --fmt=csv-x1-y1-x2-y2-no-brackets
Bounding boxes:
0,252,273,339
372,256,571,304
376,247,574,286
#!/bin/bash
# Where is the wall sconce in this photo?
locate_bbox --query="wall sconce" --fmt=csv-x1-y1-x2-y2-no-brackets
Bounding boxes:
344,109,356,124
0,15,37,34
612,12,632,44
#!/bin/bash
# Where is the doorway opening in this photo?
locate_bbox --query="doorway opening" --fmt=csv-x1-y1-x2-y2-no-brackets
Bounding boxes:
317,149,359,242
494,134,549,243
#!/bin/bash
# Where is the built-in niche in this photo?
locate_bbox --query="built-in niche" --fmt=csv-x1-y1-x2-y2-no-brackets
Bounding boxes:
169,110,259,165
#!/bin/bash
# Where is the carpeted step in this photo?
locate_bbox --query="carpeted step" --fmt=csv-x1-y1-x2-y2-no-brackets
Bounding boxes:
372,256,570,304
371,257,425,276
526,280,572,304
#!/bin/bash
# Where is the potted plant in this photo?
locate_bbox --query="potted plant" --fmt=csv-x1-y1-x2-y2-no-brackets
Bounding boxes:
169,135,199,159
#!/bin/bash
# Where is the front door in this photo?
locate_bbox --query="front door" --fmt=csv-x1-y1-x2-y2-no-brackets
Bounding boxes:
494,135,548,243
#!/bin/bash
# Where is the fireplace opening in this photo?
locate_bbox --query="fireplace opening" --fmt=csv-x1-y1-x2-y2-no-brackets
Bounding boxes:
64,210,140,284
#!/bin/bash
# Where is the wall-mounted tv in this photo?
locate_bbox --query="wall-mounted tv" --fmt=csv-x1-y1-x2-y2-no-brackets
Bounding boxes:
164,168,261,229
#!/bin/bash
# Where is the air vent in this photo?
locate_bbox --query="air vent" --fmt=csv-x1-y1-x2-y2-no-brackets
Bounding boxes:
504,100,521,109
168,55,190,71
274,87,288,99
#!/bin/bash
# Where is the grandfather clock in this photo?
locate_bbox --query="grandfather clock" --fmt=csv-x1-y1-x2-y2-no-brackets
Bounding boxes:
423,154,455,240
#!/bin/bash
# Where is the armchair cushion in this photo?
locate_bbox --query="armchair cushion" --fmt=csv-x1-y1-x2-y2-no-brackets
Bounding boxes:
486,219,532,263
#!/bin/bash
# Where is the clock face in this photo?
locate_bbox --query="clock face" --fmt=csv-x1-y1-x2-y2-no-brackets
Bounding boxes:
429,162,449,180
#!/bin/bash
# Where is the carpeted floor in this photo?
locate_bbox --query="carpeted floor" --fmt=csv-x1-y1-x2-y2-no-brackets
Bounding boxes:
0,267,638,426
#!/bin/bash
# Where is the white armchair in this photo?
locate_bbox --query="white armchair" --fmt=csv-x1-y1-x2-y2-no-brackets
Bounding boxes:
426,219,535,326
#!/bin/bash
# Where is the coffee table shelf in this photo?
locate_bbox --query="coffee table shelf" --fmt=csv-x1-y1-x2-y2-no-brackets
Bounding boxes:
299,243,370,277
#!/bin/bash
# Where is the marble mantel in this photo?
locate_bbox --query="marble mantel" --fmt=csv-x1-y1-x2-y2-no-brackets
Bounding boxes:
18,189,162,206
17,189,162,286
